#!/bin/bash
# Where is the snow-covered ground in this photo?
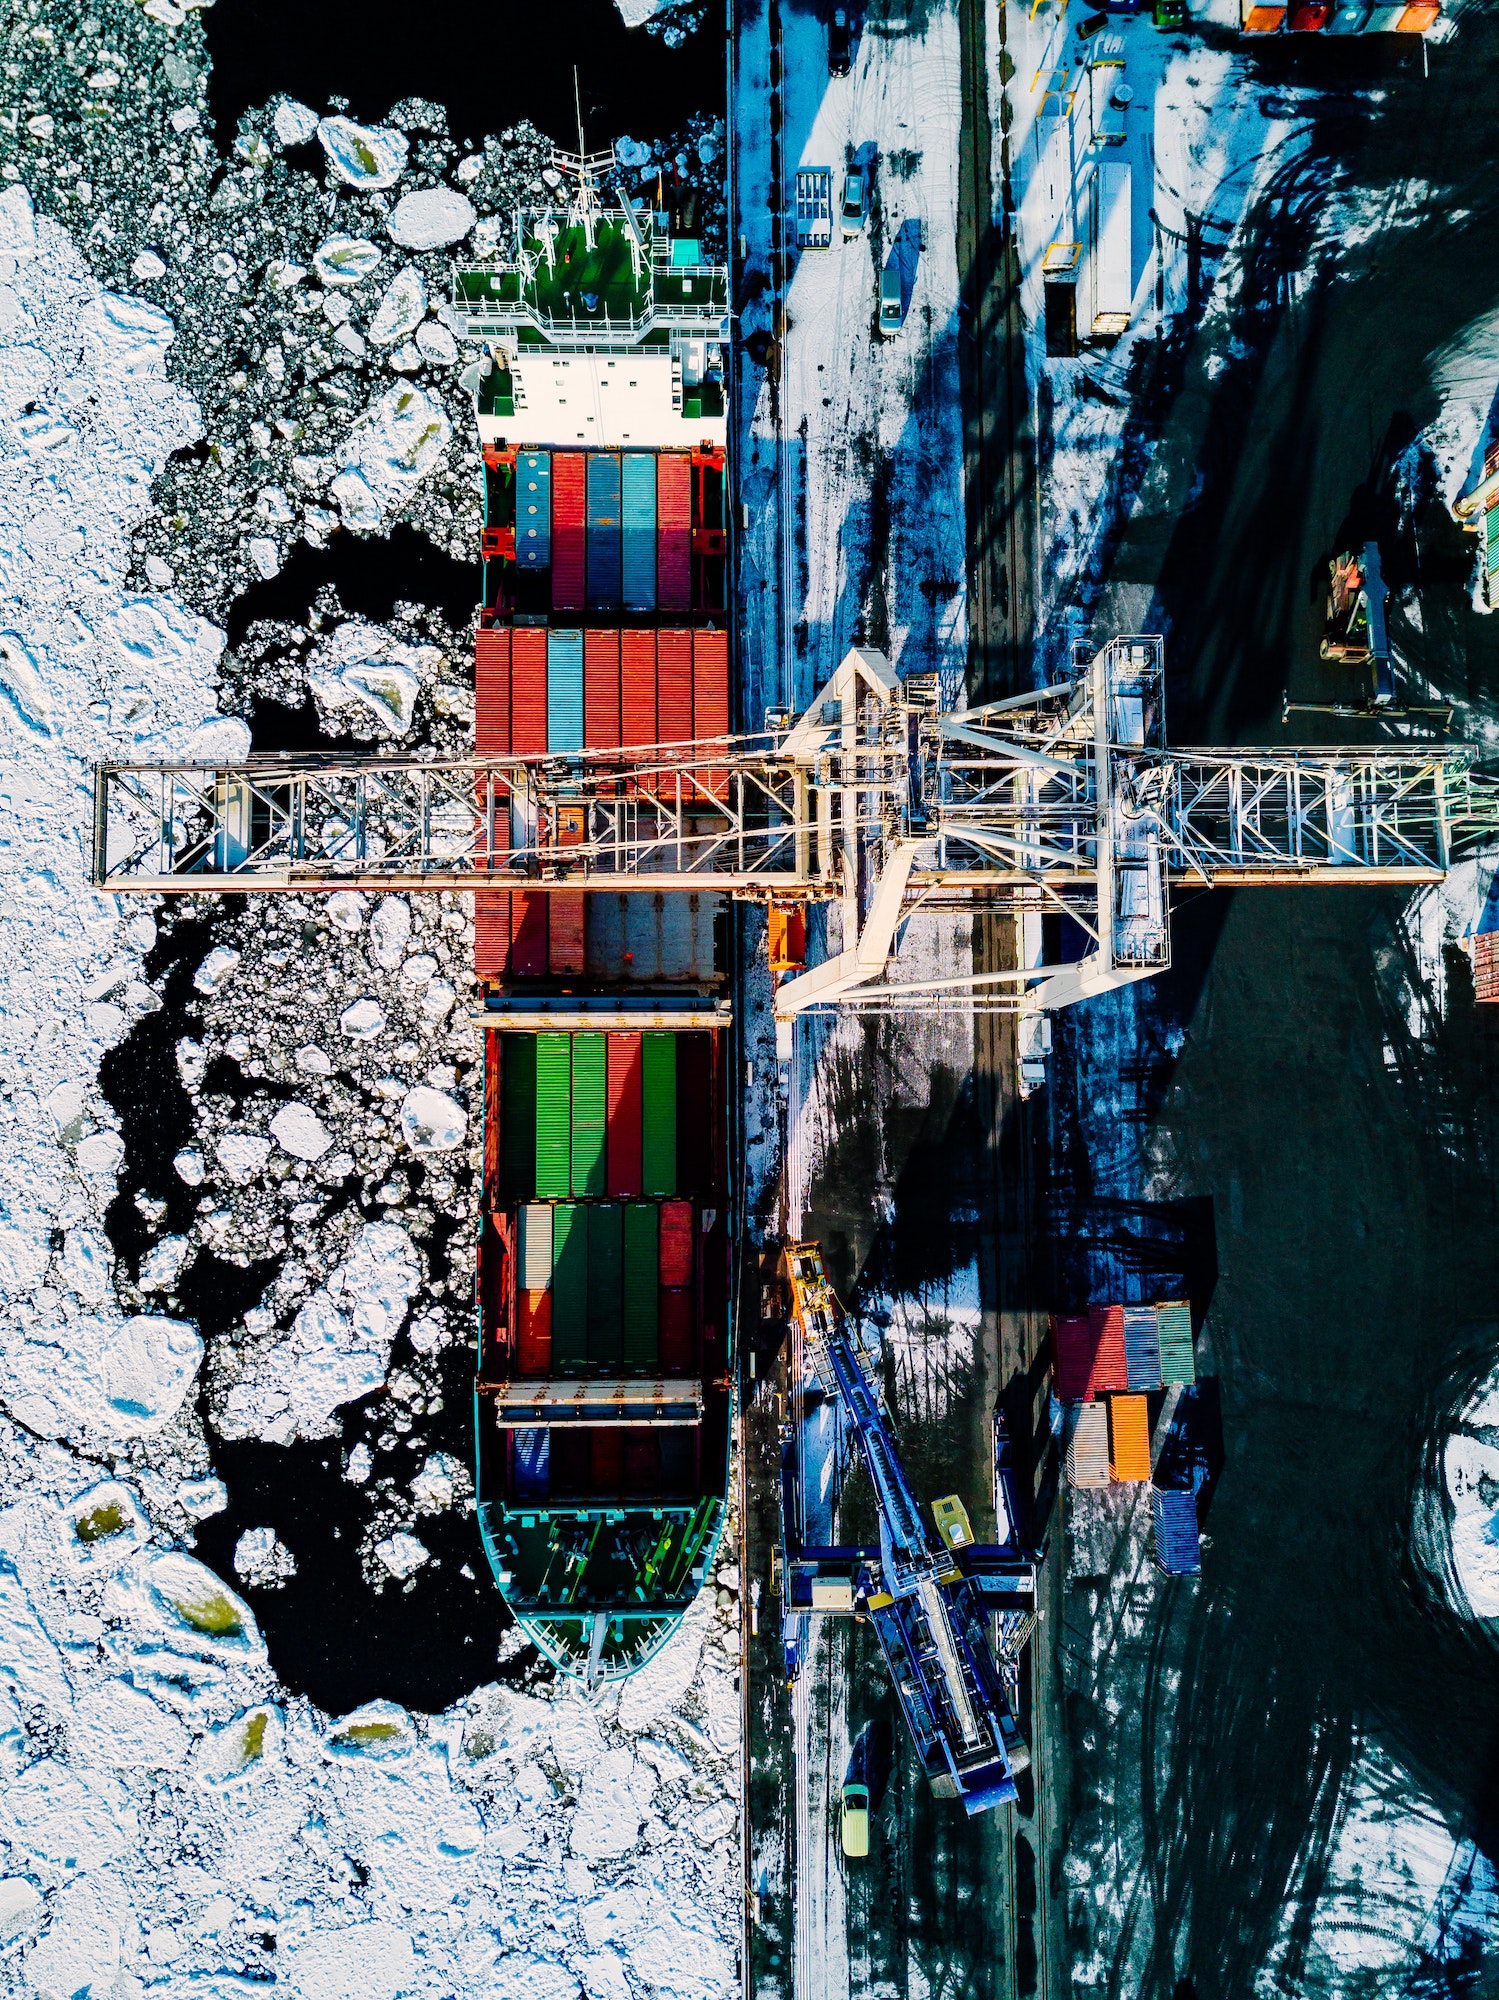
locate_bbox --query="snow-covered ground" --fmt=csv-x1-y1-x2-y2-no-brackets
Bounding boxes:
737,0,970,712
0,8,743,1990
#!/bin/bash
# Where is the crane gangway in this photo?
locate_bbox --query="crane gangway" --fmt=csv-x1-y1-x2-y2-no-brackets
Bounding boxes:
93,638,1499,1016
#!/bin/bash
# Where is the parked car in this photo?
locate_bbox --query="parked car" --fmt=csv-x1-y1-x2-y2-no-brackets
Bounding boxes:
840,166,868,236
841,1780,870,1857
829,6,853,75
878,263,902,336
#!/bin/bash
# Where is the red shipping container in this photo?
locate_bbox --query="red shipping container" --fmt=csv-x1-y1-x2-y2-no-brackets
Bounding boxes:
474,627,511,754
584,628,621,749
549,892,586,976
693,627,729,799
1473,931,1499,1003
590,1428,624,1491
1052,1315,1099,1403
657,451,691,611
660,1287,694,1372
607,1033,643,1196
516,1289,551,1375
692,628,729,740
474,891,513,980
624,1429,658,1492
622,629,657,749
552,453,586,612
659,1200,694,1286
482,1031,501,1199
1089,1304,1129,1394
675,1032,713,1195
511,893,548,977
511,628,549,755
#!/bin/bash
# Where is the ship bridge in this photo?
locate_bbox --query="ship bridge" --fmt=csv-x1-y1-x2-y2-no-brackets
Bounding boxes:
449,145,729,452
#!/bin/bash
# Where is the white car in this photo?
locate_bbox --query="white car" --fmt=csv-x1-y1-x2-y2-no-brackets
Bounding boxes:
840,167,868,237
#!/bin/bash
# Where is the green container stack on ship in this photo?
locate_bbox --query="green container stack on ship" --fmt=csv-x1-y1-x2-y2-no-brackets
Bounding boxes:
456,143,734,1683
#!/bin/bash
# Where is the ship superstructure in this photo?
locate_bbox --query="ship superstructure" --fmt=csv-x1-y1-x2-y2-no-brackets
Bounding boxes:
451,149,733,1681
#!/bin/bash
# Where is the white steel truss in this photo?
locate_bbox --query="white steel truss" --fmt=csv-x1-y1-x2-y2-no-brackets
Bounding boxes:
92,638,1499,1017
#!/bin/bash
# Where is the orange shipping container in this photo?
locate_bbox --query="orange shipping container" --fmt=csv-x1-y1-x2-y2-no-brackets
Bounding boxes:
474,891,513,980
474,627,511,755
511,628,549,756
516,1290,552,1376
1108,1394,1152,1483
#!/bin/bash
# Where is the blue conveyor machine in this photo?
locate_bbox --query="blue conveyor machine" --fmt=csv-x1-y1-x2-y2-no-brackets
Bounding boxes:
778,1242,1037,1816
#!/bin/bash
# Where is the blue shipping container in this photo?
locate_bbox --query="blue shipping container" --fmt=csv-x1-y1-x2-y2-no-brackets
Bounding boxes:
586,451,622,610
1151,1488,1201,1576
1123,1304,1163,1392
516,451,551,569
514,1426,551,1500
621,453,658,612
547,629,585,753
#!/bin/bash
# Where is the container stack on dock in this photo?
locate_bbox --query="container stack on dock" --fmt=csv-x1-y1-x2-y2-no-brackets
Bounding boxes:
1056,1304,1198,1505
450,156,734,1682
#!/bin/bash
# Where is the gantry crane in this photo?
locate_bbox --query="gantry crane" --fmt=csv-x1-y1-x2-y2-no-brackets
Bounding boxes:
777,1241,1036,1817
93,635,1499,1021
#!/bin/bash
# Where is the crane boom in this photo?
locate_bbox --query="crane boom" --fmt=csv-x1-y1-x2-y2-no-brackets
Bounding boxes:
92,636,1499,1017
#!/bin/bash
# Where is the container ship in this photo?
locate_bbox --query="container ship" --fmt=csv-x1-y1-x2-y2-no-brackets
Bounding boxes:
449,147,733,1682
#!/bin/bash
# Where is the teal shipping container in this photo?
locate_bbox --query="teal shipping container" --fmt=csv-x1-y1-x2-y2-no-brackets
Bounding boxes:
621,452,658,612
516,450,551,569
535,1033,571,1197
586,451,622,610
587,1204,623,1367
622,1203,660,1368
546,630,584,754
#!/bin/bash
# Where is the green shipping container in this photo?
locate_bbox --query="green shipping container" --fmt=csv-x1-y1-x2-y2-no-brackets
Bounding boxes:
641,1033,677,1196
501,1034,536,1200
1155,1301,1196,1385
535,1033,571,1199
588,1203,623,1368
570,1033,607,1197
623,1203,660,1369
552,1205,588,1372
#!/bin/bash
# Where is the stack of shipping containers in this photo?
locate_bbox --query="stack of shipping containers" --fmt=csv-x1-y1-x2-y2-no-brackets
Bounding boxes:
468,400,732,1675
1054,1299,1205,1569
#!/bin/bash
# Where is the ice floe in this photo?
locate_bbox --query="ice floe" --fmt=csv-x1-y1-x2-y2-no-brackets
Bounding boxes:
316,116,410,191
312,232,383,288
399,1083,467,1153
214,1220,420,1444
387,185,478,251
234,1526,299,1590
331,382,451,530
369,263,428,347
